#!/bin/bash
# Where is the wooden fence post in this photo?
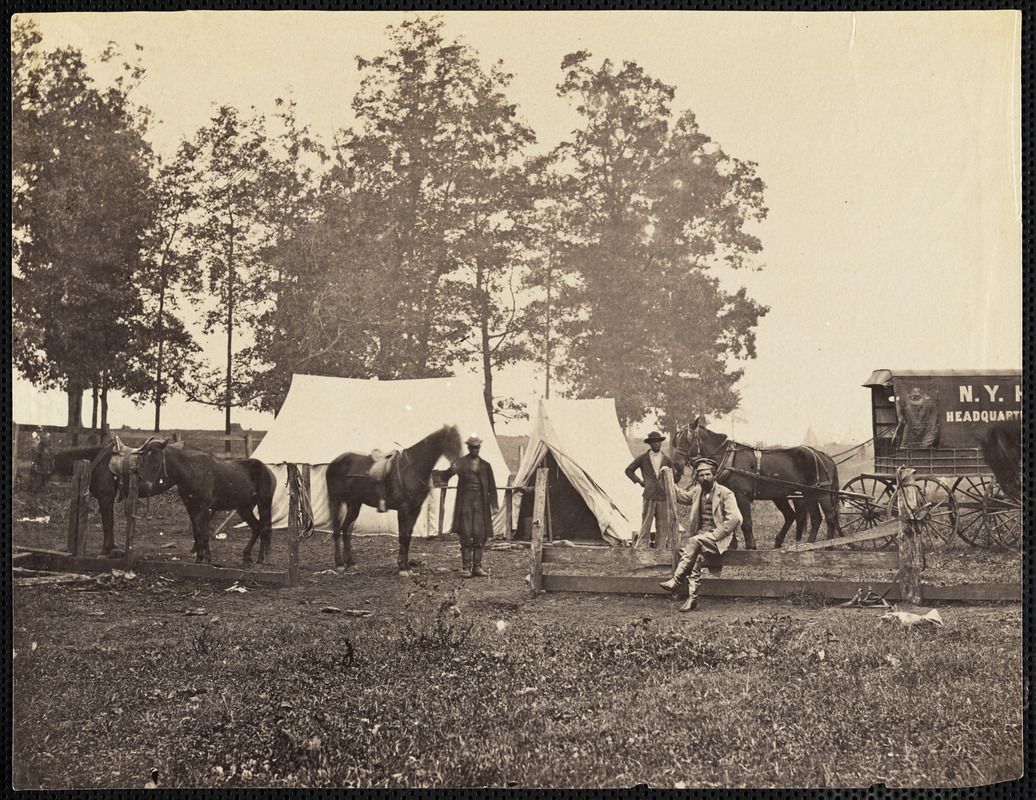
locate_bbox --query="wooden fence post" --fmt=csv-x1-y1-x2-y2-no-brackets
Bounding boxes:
438,485,448,537
124,472,139,559
896,468,924,605
661,466,681,569
530,468,548,593
67,460,91,556
244,433,253,458
287,466,301,588
504,488,514,541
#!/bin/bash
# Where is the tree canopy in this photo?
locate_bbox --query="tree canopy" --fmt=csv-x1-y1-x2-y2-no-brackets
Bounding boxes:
12,18,155,430
13,17,770,436
546,52,769,430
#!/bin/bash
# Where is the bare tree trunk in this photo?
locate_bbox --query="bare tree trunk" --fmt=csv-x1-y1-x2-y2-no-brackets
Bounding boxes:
100,368,110,439
66,383,84,446
225,210,235,453
90,383,99,435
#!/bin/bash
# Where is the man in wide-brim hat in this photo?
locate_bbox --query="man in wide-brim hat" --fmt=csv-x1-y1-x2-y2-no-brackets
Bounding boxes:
437,434,499,577
624,431,682,549
659,456,743,611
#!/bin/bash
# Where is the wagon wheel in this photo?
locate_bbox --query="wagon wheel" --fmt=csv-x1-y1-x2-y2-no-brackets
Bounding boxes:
982,477,1021,550
887,476,957,551
839,476,896,550
951,475,991,546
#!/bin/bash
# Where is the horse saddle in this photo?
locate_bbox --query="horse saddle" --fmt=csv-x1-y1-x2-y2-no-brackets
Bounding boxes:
368,450,398,481
108,436,183,498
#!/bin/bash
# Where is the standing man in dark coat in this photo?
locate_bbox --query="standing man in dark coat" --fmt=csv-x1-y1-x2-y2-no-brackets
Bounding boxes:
439,434,499,577
625,431,682,548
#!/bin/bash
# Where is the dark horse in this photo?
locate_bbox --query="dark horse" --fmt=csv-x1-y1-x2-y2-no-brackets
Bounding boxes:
673,417,842,549
326,424,463,575
48,439,175,557
137,440,276,564
981,419,1021,499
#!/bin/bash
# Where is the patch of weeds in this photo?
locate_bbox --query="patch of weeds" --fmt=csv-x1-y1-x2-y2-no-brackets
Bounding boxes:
402,585,473,650
192,617,228,661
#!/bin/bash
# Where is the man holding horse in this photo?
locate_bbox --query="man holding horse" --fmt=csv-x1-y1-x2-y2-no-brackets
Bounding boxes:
438,434,499,578
625,431,682,549
659,457,743,611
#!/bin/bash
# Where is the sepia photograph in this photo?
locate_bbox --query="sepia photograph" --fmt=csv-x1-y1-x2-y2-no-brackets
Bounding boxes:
11,10,1023,789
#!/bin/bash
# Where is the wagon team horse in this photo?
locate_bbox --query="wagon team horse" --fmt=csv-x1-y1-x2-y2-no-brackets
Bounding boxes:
674,417,842,549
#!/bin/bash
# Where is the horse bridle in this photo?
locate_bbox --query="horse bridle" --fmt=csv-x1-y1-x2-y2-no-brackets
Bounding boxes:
675,426,736,479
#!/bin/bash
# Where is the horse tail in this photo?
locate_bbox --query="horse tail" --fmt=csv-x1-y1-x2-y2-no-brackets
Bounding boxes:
239,459,275,534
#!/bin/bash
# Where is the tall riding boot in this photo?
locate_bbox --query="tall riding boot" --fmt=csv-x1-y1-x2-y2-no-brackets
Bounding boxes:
470,546,487,577
460,546,473,577
660,546,698,592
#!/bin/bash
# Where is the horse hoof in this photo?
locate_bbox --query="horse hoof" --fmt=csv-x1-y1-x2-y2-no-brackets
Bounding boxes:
406,559,423,568
335,565,348,574
398,569,411,577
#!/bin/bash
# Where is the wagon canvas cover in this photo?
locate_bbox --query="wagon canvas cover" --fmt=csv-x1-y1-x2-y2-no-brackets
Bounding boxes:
512,398,642,545
251,373,510,536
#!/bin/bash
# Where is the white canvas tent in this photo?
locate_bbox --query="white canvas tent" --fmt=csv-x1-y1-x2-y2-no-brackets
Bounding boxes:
251,374,510,536
512,398,641,546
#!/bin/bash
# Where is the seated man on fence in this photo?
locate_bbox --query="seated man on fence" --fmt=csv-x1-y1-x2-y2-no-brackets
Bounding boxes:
658,457,743,612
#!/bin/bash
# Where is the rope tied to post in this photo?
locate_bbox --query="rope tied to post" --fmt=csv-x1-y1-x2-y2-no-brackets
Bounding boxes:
286,463,315,539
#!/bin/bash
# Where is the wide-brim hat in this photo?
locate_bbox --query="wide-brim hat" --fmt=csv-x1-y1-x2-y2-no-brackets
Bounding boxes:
693,457,719,471
644,431,666,443
466,435,483,447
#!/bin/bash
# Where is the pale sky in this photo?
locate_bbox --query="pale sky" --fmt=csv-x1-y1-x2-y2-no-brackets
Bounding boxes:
13,10,1023,445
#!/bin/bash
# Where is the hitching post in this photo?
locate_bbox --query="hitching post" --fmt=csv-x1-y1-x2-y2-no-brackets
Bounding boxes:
661,466,681,569
287,466,301,588
67,460,91,555
124,471,140,559
504,487,514,541
895,466,924,605
530,467,548,593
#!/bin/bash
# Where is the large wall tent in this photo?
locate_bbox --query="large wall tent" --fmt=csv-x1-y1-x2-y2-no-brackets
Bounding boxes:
511,398,642,546
251,374,510,537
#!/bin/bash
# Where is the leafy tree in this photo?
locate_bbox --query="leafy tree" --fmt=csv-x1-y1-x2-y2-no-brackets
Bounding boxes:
12,19,154,437
548,52,769,430
178,105,277,448
121,141,206,431
257,17,540,427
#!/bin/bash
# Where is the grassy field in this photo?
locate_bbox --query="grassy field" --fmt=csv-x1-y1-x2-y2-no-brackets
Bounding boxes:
12,549,1022,789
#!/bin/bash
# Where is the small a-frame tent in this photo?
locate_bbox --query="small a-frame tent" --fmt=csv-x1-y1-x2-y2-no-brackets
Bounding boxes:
511,398,641,546
251,374,510,536
802,426,822,448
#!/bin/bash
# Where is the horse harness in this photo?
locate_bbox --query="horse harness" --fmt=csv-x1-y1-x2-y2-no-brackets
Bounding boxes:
679,428,834,500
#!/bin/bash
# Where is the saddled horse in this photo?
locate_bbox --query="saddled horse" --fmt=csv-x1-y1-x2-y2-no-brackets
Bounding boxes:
981,419,1021,500
136,440,276,564
326,424,463,575
673,417,842,549
47,438,175,557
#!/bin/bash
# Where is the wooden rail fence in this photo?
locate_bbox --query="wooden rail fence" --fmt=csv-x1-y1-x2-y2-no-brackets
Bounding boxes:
528,466,1021,604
